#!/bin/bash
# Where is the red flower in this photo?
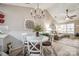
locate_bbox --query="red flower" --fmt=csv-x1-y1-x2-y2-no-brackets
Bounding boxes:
0,19,5,23
0,14,4,18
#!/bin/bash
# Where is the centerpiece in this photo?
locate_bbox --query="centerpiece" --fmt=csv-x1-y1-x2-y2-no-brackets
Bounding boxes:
33,24,43,37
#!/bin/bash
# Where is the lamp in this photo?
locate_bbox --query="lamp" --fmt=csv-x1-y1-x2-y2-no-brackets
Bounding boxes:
30,3,45,19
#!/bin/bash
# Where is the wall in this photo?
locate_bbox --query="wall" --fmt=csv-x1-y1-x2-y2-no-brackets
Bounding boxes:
74,20,79,33
0,4,33,31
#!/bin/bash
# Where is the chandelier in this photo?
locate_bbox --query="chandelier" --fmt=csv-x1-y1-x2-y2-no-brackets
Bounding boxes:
30,4,45,19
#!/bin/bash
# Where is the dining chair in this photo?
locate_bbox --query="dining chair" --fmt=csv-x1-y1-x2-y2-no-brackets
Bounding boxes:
26,36,43,56
42,35,53,47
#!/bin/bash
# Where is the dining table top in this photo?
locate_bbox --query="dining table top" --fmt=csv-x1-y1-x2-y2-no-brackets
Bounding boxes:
26,35,49,43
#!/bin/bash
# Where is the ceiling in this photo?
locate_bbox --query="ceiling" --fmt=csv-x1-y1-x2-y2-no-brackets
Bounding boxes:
4,3,52,9
3,3,79,23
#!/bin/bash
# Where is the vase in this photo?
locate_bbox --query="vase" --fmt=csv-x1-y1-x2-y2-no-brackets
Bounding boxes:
36,32,39,37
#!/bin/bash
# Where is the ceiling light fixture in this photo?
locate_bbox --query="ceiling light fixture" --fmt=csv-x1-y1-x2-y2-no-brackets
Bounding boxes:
30,3,45,19
65,9,77,19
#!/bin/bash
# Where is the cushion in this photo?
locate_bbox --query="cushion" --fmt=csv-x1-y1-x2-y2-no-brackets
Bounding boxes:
42,41,51,46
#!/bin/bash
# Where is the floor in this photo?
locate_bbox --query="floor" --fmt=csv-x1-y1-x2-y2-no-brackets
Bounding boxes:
2,37,79,56
52,38,79,56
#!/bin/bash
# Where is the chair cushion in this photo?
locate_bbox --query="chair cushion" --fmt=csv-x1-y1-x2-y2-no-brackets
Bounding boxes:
42,41,51,46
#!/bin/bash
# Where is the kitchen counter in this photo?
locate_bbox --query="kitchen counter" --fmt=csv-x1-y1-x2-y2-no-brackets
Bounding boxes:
0,34,8,39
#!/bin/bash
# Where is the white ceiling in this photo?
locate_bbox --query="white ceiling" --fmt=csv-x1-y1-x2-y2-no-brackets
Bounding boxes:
3,3,79,23
4,3,53,9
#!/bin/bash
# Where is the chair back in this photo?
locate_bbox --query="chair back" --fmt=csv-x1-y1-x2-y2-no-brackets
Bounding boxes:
27,36,42,56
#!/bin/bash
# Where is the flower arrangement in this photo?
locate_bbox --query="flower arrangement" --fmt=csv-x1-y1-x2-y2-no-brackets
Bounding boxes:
33,24,44,36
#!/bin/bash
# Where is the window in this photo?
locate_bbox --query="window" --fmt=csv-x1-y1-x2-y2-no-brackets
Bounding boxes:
56,23,74,34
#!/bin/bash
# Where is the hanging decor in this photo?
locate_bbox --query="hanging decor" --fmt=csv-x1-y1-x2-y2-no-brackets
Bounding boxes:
30,3,46,20
0,11,5,23
65,9,77,20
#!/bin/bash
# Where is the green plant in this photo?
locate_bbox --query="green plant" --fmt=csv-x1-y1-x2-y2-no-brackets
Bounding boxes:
33,24,44,36
41,33,50,37
33,25,43,32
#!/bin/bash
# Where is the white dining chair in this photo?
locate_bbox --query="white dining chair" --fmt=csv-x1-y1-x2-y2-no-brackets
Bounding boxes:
27,36,43,56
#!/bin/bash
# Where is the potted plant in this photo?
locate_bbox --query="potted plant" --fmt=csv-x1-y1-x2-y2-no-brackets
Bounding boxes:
33,24,43,37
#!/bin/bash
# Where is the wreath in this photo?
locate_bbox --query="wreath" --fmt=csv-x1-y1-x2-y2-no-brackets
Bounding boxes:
0,11,5,23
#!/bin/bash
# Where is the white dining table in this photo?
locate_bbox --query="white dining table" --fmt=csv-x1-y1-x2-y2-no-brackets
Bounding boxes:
26,35,48,43
22,33,48,43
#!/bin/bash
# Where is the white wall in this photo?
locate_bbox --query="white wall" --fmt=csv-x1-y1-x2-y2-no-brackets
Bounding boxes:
0,4,34,31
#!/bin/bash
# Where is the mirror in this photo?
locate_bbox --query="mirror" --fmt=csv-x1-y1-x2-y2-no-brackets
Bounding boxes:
24,20,34,30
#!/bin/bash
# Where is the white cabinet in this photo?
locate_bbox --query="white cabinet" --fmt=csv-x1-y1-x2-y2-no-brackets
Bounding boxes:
0,34,8,55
